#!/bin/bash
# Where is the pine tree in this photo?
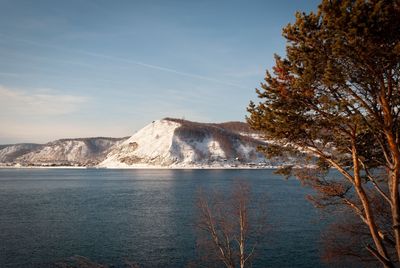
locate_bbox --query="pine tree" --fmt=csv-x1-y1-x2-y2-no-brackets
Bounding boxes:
247,0,400,266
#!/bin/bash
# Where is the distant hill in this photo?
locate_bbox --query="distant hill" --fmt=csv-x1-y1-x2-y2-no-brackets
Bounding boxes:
0,143,42,163
0,137,127,166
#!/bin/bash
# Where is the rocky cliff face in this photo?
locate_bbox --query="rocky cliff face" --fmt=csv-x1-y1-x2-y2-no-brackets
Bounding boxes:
99,118,273,168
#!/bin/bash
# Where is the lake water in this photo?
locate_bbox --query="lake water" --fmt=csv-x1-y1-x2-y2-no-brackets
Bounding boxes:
0,168,336,267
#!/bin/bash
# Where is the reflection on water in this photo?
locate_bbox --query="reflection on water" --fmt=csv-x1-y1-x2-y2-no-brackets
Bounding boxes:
0,169,330,267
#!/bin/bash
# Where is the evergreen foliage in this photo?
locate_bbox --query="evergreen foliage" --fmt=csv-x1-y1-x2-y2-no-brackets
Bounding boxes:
247,0,400,266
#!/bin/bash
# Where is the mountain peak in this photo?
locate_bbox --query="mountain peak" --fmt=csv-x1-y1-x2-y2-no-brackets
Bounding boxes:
100,118,267,168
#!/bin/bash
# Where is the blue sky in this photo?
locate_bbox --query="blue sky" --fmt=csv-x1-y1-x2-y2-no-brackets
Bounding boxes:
0,0,320,143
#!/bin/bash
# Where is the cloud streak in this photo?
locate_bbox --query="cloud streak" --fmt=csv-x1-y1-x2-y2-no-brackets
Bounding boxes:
0,85,87,116
0,33,246,89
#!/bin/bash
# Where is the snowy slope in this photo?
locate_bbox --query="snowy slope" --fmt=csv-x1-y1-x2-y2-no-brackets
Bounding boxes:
100,120,181,167
0,143,42,163
100,118,272,168
0,137,126,166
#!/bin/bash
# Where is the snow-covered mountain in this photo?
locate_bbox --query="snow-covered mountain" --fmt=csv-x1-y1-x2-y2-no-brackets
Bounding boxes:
0,118,282,168
99,118,274,168
0,137,127,167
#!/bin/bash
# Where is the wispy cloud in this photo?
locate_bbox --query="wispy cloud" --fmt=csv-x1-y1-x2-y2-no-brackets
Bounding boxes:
0,85,87,116
0,33,246,89
78,50,247,89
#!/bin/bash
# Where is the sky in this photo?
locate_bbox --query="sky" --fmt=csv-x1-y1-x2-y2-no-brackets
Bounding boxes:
0,0,320,144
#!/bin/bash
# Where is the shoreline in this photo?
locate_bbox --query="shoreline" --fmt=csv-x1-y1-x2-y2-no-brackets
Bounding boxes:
0,165,280,170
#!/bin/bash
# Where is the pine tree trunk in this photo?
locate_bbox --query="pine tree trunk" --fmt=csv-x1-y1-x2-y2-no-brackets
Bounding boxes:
381,91,400,262
355,186,393,267
352,139,393,267
387,136,400,262
390,170,400,263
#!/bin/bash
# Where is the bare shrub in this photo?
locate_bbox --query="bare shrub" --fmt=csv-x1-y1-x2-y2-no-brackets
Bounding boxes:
194,181,268,268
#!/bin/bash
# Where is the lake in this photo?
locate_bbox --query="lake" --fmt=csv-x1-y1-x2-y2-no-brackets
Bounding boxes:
0,168,336,267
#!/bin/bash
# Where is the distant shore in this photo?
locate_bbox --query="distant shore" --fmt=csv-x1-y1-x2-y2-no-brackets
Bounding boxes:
0,165,280,170
0,165,88,169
